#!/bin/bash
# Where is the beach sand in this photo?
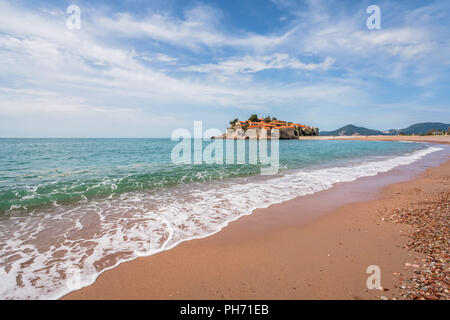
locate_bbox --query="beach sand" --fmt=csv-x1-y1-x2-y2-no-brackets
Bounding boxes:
63,140,449,300
300,135,450,144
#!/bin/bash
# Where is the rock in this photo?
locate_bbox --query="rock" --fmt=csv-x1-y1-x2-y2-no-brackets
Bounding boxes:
246,128,259,140
279,127,296,139
383,192,449,300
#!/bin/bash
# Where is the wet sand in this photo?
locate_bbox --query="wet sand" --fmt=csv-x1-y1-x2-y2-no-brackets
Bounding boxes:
63,143,449,300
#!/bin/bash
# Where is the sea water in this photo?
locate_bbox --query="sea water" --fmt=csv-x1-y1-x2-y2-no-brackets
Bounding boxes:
0,138,444,299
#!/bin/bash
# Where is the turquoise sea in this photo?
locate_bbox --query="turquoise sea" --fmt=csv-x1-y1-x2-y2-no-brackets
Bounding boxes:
0,138,444,299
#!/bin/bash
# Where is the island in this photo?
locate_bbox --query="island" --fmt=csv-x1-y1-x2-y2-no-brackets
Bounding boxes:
214,115,319,140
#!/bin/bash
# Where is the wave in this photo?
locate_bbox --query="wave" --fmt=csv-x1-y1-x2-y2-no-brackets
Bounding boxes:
0,146,443,299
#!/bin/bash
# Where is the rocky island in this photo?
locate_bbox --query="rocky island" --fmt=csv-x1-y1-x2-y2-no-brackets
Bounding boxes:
214,115,319,140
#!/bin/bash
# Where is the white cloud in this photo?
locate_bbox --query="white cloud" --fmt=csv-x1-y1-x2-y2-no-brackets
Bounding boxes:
155,53,178,63
0,2,355,115
95,6,296,50
181,54,335,74
140,53,178,63
0,88,125,116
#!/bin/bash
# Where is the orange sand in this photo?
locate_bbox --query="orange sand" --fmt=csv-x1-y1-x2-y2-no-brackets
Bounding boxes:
300,135,450,144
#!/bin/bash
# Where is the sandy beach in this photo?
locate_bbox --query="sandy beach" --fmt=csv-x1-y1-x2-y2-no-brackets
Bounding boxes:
63,138,449,300
300,135,450,144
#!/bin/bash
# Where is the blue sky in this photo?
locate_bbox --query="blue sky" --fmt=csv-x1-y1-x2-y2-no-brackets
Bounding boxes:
0,0,449,137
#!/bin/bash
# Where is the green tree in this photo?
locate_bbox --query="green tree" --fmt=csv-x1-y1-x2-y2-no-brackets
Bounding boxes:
264,116,271,123
229,118,238,126
248,114,258,122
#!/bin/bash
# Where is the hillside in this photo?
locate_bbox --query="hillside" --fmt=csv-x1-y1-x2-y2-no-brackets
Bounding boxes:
321,122,449,136
399,122,449,135
320,124,384,136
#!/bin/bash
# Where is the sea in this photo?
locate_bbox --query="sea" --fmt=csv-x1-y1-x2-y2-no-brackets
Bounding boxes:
0,138,445,299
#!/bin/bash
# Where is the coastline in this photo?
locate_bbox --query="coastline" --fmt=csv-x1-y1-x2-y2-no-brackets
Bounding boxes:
63,141,450,300
300,135,450,144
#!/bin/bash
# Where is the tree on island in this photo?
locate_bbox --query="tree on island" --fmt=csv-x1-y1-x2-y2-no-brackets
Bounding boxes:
264,116,271,123
229,118,238,126
248,114,258,122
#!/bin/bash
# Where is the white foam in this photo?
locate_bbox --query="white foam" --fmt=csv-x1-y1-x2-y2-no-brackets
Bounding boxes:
0,146,443,299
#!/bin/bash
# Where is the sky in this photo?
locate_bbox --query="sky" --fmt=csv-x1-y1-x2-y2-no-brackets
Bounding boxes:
0,0,449,137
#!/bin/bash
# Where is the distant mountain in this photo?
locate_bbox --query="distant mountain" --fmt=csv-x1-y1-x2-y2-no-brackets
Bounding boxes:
320,124,385,136
320,122,449,136
398,122,449,135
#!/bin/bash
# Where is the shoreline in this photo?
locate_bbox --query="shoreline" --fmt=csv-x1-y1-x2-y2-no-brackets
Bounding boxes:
300,135,450,144
63,142,449,300
213,135,450,144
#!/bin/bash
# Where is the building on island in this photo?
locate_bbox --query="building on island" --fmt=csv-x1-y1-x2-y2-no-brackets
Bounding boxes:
214,115,319,140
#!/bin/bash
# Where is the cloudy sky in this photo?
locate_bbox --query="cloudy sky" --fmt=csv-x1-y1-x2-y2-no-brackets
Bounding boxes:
0,0,449,137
